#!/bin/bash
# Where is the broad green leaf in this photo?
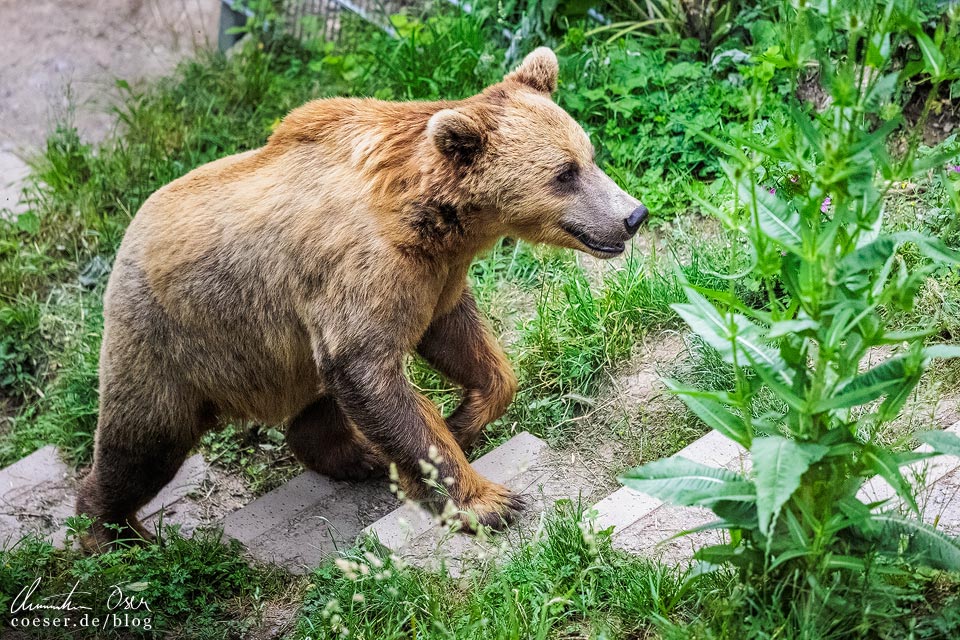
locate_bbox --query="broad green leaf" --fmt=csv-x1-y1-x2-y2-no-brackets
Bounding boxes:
673,302,732,357
813,356,907,412
838,232,960,286
923,344,960,360
878,371,922,420
751,436,828,537
769,548,810,570
712,499,758,528
870,513,960,571
674,287,788,384
879,328,937,343
837,495,880,536
768,318,819,339
913,31,945,79
15,211,39,235
744,349,805,411
693,543,748,567
863,447,920,515
665,380,751,448
620,457,755,507
850,117,901,157
838,235,900,277
783,508,810,548
914,235,960,264
734,173,802,250
672,285,732,357
729,317,793,386
886,450,938,467
688,284,773,323
824,555,867,571
675,282,791,394
916,430,960,457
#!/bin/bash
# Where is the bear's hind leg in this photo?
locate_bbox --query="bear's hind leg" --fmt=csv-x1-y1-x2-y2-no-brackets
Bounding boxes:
76,387,207,552
287,397,385,481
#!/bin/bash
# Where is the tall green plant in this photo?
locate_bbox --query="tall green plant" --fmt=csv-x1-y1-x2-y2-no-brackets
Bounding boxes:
620,0,960,631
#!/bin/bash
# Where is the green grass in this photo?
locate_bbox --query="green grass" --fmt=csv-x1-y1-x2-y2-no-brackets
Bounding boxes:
294,501,709,639
1,503,957,638
0,289,102,465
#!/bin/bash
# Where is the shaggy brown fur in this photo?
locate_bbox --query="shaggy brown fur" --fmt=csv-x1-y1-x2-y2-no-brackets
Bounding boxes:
76,48,647,550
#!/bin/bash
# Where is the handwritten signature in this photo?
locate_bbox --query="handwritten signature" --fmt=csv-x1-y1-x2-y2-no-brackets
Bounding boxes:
10,578,152,614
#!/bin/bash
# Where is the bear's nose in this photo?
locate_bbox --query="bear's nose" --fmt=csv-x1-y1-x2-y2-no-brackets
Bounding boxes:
624,205,648,236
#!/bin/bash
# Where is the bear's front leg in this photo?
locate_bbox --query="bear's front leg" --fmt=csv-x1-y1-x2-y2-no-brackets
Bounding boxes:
416,290,518,450
326,348,524,530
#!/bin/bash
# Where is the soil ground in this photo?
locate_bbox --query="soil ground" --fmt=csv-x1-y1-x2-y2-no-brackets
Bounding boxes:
0,0,220,215
1,0,220,150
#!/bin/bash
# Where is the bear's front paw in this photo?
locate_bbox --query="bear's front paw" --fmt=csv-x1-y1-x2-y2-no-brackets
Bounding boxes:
455,482,525,532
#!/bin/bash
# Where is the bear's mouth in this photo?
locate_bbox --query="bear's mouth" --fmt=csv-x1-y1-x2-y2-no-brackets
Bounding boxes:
560,223,625,257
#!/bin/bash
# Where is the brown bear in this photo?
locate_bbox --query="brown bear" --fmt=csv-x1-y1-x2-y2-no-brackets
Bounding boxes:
76,47,647,550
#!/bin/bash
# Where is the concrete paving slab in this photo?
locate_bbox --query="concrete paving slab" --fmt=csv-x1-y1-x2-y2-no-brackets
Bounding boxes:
0,445,67,495
139,453,209,538
0,446,72,545
593,430,747,534
47,452,209,548
610,504,724,564
592,488,663,533
225,472,337,545
224,471,397,574
600,432,749,563
362,432,548,551
858,421,960,505
363,432,624,577
921,465,960,537
604,422,960,564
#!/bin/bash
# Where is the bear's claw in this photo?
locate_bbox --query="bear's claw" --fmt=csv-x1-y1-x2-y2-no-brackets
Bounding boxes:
457,483,526,532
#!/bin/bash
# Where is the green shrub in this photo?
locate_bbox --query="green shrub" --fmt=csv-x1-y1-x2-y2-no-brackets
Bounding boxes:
621,0,960,636
558,37,782,217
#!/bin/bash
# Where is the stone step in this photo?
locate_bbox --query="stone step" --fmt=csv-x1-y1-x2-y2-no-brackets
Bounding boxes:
363,431,594,576
858,421,960,505
0,446,208,548
592,429,748,533
597,421,960,564
362,432,547,549
0,149,30,219
139,454,209,536
223,470,397,573
593,430,748,562
0,446,72,545
921,465,960,537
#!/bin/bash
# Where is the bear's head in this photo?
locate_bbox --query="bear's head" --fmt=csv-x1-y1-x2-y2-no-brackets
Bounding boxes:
426,47,648,259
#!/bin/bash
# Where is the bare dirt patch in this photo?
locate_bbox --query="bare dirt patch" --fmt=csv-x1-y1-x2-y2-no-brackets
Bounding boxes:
561,330,694,494
1,0,219,152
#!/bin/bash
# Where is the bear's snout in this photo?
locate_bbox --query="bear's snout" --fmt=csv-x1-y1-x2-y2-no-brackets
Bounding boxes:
624,205,649,236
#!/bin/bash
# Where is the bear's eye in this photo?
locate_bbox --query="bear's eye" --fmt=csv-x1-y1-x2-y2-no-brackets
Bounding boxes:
554,164,579,187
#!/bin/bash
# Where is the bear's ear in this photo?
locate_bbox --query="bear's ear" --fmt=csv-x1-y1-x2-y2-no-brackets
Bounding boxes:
427,109,486,164
504,47,558,94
